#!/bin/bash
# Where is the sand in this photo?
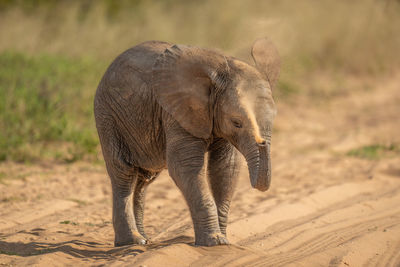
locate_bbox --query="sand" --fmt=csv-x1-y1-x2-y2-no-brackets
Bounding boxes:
1,76,399,266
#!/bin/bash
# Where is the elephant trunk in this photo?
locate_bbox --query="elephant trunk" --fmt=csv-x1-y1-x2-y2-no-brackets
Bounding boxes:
244,144,271,192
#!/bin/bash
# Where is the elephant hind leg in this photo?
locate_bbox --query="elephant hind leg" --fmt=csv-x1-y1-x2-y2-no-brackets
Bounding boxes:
134,170,159,240
110,169,147,247
98,122,146,246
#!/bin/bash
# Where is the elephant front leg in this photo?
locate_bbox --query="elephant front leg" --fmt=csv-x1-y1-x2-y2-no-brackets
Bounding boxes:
166,130,228,246
208,138,240,236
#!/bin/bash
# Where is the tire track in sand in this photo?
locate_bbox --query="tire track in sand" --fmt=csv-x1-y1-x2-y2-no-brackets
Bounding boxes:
172,176,400,267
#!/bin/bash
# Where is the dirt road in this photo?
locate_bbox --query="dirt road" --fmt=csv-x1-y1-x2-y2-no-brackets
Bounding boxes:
1,76,399,266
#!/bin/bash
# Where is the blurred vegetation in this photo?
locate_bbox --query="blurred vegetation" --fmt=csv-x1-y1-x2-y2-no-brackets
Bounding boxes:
0,0,399,162
0,51,105,162
347,144,400,160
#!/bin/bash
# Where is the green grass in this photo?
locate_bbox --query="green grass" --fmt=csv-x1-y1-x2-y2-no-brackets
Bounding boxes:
0,51,106,162
346,144,400,160
59,220,79,225
0,249,21,256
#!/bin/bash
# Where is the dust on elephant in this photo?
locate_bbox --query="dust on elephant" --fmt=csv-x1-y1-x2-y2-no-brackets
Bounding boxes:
94,38,280,247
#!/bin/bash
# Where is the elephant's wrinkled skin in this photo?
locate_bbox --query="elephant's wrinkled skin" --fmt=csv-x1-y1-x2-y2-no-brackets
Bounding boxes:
94,39,280,246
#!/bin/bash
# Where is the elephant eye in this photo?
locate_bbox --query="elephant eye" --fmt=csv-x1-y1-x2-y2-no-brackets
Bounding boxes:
231,118,243,128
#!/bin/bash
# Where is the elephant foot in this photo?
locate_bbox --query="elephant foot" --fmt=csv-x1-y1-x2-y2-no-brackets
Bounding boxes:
195,232,229,246
114,231,147,247
137,227,148,240
220,228,227,237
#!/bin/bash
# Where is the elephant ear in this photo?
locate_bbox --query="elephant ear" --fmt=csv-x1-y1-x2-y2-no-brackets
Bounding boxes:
152,45,212,139
251,38,281,90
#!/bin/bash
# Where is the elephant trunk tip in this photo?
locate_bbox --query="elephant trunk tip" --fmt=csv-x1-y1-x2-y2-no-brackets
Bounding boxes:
244,143,271,192
253,182,270,192
250,171,271,192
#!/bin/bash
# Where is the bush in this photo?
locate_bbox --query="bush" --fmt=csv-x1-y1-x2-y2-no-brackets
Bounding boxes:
0,51,105,162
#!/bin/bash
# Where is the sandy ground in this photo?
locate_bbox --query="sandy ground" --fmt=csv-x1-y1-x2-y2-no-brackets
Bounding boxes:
1,76,400,266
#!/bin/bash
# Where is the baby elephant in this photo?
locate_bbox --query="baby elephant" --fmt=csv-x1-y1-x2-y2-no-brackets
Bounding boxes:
94,39,280,246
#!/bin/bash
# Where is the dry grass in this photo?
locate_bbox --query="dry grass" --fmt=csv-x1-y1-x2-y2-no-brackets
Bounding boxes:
1,0,399,73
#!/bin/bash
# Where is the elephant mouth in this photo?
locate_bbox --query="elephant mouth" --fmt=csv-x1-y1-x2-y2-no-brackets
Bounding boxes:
244,144,271,192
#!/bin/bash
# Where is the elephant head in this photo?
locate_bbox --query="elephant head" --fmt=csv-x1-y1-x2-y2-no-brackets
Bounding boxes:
152,38,280,192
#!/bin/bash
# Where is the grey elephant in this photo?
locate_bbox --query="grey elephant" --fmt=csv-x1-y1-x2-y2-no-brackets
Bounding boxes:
94,38,280,247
